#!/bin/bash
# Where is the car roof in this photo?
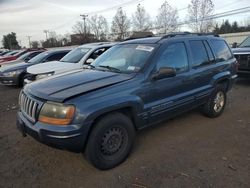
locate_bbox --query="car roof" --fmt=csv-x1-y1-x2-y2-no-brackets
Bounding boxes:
46,49,71,53
121,33,223,45
78,42,117,49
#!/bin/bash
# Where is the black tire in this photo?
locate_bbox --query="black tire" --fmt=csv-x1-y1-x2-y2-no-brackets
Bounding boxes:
85,112,135,170
202,84,227,118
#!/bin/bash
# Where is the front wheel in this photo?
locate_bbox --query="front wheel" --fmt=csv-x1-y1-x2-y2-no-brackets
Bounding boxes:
85,112,135,170
202,85,227,118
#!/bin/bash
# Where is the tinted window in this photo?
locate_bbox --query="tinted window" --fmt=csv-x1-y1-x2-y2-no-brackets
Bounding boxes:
46,52,69,61
190,40,210,68
88,47,110,60
156,42,188,73
203,41,215,62
210,40,233,62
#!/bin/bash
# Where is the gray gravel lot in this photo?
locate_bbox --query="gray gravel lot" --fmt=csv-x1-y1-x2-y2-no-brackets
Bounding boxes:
0,79,250,188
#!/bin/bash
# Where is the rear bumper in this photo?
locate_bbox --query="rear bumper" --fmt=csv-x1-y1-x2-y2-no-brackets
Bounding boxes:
16,111,92,151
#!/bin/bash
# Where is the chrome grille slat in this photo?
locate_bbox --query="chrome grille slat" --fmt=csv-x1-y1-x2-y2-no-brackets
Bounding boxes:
19,92,39,122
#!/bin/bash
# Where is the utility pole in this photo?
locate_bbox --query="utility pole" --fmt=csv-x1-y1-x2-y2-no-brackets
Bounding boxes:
80,14,88,41
27,36,31,48
44,30,49,40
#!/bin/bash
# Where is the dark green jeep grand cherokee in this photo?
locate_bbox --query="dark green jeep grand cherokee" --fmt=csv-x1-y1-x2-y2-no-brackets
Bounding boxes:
17,33,237,169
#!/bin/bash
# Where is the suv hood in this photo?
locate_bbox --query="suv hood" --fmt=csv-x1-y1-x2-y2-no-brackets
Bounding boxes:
232,47,250,54
25,69,135,102
27,61,75,74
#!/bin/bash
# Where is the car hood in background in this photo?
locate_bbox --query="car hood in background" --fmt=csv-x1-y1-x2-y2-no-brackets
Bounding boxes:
0,59,24,67
27,61,76,74
0,61,29,72
24,69,135,102
232,47,250,54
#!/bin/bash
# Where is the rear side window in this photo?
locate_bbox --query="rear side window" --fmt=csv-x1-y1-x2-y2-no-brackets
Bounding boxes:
210,40,233,62
156,42,188,73
189,40,210,68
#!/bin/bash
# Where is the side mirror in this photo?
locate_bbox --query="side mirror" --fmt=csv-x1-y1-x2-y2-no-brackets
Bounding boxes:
152,67,176,80
232,42,237,48
86,58,94,64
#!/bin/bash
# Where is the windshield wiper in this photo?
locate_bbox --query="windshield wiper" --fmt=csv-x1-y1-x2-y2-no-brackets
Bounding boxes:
98,65,121,73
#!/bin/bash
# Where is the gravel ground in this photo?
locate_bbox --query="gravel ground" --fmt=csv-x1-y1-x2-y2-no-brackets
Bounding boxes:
0,79,250,188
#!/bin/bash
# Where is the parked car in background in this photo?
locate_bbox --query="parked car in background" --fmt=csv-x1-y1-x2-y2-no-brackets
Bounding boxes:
232,36,250,77
0,51,11,56
0,48,46,64
0,50,45,67
1,50,19,57
24,42,116,84
17,33,237,169
0,49,70,86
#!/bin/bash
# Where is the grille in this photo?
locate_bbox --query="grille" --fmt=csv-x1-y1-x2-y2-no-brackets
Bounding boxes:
235,54,250,70
19,92,39,122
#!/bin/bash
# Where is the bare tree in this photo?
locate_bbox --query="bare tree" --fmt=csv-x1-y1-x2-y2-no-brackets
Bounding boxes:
187,0,214,32
111,7,130,40
132,4,152,32
30,41,39,48
72,21,90,35
88,15,109,40
156,1,179,34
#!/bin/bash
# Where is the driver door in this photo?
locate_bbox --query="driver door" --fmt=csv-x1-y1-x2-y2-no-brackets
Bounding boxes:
146,42,195,123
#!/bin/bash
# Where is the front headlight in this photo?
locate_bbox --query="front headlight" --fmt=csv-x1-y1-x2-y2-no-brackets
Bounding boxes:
36,72,54,80
38,102,75,125
3,70,21,77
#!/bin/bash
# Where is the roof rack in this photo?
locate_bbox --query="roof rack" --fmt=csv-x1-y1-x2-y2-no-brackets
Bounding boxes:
161,32,219,39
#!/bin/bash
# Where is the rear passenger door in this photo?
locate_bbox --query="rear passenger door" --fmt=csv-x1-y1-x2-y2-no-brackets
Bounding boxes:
187,40,216,103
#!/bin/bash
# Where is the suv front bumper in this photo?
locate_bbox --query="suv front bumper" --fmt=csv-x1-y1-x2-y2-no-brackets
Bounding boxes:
16,111,91,151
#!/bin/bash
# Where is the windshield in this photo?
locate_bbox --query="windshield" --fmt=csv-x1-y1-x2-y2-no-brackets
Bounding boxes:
239,36,250,48
28,51,49,63
17,52,31,60
92,44,156,73
60,47,90,63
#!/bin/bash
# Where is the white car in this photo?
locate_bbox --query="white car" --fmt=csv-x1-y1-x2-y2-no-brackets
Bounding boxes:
25,42,116,84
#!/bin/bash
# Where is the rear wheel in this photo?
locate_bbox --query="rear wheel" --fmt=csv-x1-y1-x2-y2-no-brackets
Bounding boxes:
202,84,227,118
85,112,135,170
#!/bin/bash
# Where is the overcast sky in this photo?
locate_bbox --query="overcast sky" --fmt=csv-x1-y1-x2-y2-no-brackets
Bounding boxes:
0,0,249,47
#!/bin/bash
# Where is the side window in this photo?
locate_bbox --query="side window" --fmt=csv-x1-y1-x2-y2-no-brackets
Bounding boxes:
189,40,210,68
46,52,68,61
89,47,109,60
29,51,42,59
203,41,215,62
156,42,188,73
210,40,233,62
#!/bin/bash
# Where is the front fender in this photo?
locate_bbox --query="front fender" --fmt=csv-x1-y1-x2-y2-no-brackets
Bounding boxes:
72,95,145,129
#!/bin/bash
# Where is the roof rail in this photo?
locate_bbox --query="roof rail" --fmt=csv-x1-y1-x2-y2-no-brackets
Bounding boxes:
161,32,219,39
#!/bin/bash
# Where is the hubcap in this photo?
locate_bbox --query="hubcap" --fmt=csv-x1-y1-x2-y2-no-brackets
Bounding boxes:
100,127,125,156
213,91,225,112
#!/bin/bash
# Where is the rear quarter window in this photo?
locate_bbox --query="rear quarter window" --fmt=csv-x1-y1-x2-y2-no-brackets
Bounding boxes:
210,40,233,62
